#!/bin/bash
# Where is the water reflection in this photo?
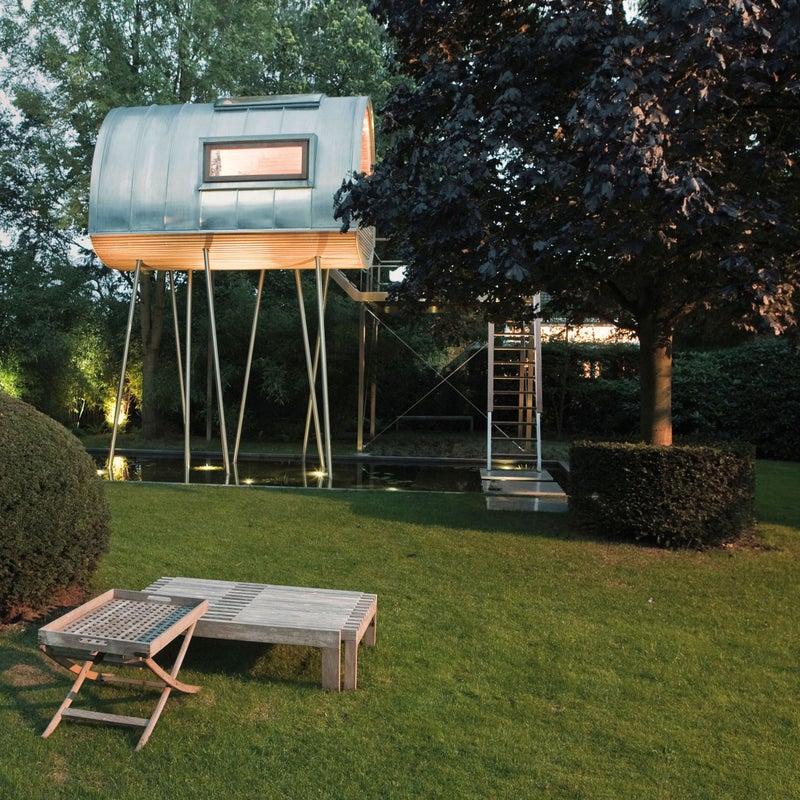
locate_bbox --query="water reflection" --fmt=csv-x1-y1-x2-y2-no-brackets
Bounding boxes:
96,454,483,493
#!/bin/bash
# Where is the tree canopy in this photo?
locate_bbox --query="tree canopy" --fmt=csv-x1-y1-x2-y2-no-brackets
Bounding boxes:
336,0,800,444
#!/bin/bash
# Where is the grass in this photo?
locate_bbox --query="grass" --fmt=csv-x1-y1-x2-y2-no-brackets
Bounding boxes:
1,461,798,799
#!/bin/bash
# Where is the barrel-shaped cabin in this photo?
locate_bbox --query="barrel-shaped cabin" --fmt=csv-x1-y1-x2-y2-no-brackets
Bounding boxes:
89,94,375,272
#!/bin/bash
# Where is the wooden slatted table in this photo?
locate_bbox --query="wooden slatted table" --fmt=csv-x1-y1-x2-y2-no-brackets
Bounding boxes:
38,589,209,751
144,577,378,691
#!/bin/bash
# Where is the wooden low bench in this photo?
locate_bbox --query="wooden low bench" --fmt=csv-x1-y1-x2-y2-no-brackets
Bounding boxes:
143,577,377,691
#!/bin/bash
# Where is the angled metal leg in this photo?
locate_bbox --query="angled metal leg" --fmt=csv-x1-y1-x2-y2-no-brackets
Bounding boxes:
203,250,231,479
170,270,186,427
315,258,333,488
108,260,141,479
184,270,193,483
302,266,332,482
295,270,326,472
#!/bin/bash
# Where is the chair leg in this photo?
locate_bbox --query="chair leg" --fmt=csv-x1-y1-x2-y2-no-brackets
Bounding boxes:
135,622,199,751
42,655,97,739
41,621,202,751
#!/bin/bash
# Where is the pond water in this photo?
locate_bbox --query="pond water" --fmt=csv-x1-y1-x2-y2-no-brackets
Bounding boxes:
96,453,485,493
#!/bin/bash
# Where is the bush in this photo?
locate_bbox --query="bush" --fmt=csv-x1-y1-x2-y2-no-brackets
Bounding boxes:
539,337,800,459
0,392,111,619
569,441,755,548
673,338,800,460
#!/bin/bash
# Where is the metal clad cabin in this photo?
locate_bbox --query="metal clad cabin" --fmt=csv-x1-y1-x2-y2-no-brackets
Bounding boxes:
91,95,376,485
89,94,375,271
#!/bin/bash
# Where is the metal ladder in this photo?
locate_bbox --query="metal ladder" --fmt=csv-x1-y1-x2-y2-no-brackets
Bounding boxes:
486,296,543,472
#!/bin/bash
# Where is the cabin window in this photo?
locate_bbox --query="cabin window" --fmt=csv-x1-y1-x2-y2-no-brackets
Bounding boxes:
204,139,310,183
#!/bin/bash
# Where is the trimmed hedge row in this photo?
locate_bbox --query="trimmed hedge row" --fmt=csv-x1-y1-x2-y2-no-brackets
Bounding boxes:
672,339,800,461
569,441,755,548
0,392,111,619
541,338,800,460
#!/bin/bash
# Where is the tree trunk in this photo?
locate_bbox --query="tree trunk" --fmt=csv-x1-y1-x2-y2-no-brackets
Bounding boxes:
638,314,673,446
139,271,167,439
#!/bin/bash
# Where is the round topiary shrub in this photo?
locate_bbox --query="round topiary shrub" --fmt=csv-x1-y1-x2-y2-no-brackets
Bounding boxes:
0,392,111,620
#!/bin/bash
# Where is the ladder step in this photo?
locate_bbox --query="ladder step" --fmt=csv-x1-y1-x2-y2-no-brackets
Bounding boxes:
481,469,552,481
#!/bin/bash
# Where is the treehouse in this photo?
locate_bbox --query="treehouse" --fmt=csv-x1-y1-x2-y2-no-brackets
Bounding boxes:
89,94,375,272
90,94,378,485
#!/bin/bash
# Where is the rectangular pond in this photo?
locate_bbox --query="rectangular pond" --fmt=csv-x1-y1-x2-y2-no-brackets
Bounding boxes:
95,452,486,493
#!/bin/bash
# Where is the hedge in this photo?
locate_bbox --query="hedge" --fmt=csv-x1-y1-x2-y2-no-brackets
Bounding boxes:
569,441,755,548
540,338,800,460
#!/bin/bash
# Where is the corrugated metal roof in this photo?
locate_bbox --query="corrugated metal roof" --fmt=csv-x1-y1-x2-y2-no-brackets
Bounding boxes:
89,94,375,271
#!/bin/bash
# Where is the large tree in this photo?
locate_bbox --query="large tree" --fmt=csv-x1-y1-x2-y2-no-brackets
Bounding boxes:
335,0,800,445
1,0,392,435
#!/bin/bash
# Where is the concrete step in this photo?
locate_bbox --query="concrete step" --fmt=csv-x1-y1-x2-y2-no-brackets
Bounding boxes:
480,468,568,512
486,494,568,512
480,468,553,482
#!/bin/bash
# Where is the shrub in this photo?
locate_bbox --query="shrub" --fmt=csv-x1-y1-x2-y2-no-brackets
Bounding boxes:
0,392,111,619
569,441,755,548
673,338,800,460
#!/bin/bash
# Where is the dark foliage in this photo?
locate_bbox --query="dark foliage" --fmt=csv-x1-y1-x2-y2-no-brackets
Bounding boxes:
673,338,800,460
0,393,111,619
538,337,800,460
340,0,799,329
569,440,755,548
337,0,800,443
541,340,641,439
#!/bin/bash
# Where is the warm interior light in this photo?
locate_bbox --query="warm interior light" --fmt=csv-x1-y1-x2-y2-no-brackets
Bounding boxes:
206,140,308,181
360,106,374,174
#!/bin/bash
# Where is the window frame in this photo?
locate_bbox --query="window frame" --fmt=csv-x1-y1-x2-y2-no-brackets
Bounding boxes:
199,134,316,190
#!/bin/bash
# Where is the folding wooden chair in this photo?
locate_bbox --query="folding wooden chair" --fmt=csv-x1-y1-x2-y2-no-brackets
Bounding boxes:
39,589,208,751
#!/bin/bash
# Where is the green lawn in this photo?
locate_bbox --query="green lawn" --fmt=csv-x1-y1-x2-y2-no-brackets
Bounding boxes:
1,462,798,799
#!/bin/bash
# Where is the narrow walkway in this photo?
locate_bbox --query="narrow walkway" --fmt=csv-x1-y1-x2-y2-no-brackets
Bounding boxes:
480,468,568,512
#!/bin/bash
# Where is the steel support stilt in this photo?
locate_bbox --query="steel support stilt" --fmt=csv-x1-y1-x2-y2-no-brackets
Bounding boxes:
169,271,186,427
295,270,326,473
302,279,330,471
184,271,193,484
233,270,265,471
357,302,366,453
203,250,231,479
315,259,333,488
108,260,141,480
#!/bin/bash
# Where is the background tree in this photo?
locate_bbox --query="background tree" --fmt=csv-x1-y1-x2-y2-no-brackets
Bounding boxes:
0,106,112,421
336,0,800,445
